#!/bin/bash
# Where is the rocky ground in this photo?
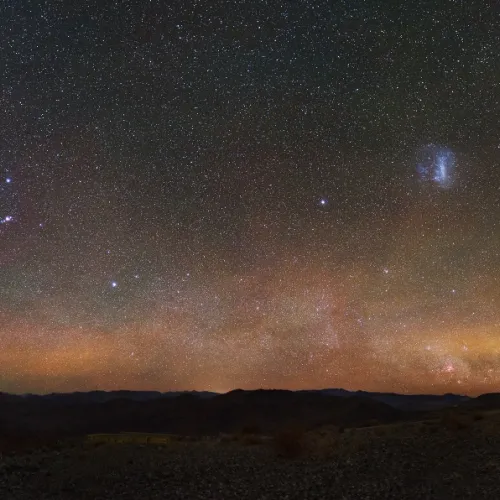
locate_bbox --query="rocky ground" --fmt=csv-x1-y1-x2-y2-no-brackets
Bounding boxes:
1,421,500,499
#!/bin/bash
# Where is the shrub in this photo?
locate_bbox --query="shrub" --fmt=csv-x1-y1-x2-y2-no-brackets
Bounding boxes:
424,423,439,434
218,433,236,445
441,412,471,431
273,424,306,459
241,434,262,446
309,427,339,458
240,421,261,435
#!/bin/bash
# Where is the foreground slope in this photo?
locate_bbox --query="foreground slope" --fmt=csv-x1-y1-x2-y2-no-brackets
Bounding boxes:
1,415,500,499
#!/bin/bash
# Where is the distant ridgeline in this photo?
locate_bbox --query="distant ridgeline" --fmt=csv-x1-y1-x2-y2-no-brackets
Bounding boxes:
0,388,474,411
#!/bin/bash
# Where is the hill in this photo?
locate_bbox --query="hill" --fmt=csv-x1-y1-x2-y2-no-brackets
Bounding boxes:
0,387,489,449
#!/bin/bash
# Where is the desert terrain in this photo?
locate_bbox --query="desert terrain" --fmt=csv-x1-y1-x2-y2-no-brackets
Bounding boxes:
1,390,499,499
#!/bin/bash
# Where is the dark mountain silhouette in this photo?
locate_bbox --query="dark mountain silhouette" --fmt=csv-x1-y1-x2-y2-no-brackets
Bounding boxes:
0,388,491,451
10,390,217,405
2,388,470,410
462,393,500,410
0,389,401,439
313,389,469,411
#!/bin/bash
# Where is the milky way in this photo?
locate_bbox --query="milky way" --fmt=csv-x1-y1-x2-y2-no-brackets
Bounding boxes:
1,0,499,395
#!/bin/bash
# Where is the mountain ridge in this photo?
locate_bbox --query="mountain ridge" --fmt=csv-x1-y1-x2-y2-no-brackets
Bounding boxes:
0,387,472,410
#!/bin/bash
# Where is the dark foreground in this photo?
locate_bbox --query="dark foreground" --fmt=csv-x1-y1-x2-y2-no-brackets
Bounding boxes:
1,421,499,500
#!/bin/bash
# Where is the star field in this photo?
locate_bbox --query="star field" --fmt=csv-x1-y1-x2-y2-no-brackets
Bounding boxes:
0,0,499,395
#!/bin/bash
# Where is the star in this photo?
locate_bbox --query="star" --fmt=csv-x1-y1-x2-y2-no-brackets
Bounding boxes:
0,0,498,397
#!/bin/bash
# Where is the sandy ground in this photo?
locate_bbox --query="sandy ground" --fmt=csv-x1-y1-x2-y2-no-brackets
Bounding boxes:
1,419,500,499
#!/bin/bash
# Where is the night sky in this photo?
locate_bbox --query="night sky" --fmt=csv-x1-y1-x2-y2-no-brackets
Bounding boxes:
1,0,499,395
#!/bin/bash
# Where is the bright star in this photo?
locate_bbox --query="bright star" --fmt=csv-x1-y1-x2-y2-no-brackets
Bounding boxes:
111,281,118,288
0,216,13,224
5,178,11,183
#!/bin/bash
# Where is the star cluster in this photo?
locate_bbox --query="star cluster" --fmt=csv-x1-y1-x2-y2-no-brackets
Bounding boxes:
0,0,499,395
